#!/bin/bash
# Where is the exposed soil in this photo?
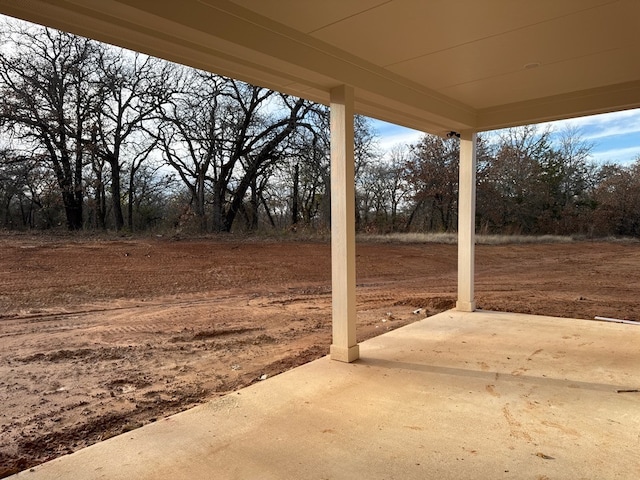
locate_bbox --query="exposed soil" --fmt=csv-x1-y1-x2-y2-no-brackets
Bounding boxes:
1,233,638,477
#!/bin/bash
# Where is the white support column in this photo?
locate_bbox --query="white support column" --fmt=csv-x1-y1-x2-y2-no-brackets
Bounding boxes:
456,131,477,312
329,85,359,363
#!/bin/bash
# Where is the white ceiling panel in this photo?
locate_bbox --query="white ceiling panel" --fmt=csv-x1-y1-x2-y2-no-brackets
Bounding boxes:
228,0,391,34
0,0,639,134
389,2,633,91
445,46,640,110
309,0,616,67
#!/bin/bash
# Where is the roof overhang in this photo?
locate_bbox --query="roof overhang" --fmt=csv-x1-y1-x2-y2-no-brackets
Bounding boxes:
1,0,639,135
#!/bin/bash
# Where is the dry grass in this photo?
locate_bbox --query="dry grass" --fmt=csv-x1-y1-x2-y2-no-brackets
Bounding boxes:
357,232,575,245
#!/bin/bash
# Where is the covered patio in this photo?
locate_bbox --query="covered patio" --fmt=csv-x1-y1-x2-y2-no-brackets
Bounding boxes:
11,310,640,479
1,0,639,477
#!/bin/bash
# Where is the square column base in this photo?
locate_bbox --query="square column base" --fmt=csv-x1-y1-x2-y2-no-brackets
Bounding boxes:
330,344,360,363
456,300,476,312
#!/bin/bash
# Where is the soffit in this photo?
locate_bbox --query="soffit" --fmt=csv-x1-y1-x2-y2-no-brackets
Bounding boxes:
0,0,639,135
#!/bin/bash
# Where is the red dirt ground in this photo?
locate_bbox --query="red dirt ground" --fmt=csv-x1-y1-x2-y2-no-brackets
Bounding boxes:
1,234,638,476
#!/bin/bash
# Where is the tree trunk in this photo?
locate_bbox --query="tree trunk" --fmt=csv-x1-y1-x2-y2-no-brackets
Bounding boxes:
109,159,125,231
195,171,207,232
96,183,106,230
249,177,259,231
212,179,227,233
127,167,135,231
261,193,276,228
3,196,12,228
405,199,424,231
223,165,258,232
63,191,84,230
292,163,299,226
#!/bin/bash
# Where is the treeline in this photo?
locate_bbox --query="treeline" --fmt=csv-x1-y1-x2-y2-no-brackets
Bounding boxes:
1,21,639,237
380,127,640,237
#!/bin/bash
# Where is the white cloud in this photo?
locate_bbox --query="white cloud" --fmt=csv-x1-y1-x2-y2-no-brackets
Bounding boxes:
377,130,424,152
543,109,640,140
544,108,640,127
371,109,640,164
372,121,424,152
590,145,640,165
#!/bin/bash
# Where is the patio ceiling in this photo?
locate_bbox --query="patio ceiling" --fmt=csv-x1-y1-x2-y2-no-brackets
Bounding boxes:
1,0,639,135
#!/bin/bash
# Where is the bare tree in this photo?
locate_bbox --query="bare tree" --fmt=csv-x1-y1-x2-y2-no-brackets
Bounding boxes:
93,48,174,230
278,126,331,229
384,144,411,231
214,83,316,232
157,72,317,232
0,149,37,227
155,70,225,231
548,125,597,233
263,110,379,232
0,22,98,229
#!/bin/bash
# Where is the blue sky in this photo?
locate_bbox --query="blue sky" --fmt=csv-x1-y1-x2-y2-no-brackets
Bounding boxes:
373,108,640,165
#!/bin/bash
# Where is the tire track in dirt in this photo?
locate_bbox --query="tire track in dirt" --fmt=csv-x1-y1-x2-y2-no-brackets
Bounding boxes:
0,295,253,338
0,284,358,478
2,236,639,477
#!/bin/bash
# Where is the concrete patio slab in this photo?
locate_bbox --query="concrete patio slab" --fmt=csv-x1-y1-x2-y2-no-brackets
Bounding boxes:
12,310,640,479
